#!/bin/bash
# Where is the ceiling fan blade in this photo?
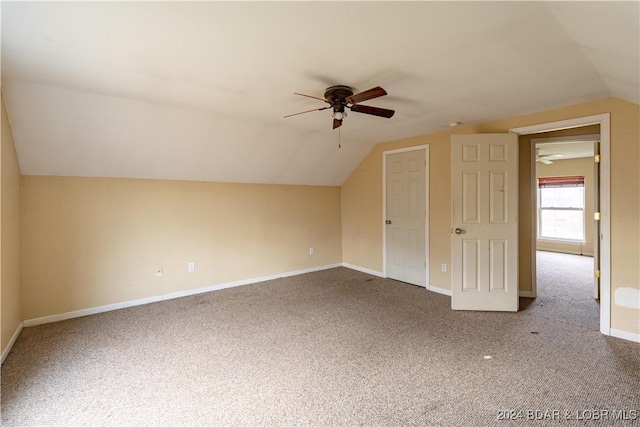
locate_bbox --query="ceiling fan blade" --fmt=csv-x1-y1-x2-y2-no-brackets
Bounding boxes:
294,92,328,103
350,104,395,118
284,106,330,118
346,86,387,104
537,158,553,165
333,118,342,129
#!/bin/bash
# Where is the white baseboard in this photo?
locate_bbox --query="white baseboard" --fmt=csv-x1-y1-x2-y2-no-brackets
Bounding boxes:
2,321,24,364
537,248,594,257
519,291,536,298
341,263,453,297
429,285,452,296
23,263,342,328
341,263,385,278
610,328,640,343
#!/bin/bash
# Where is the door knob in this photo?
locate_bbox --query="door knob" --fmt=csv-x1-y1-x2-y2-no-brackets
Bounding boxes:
385,220,392,224
454,228,463,234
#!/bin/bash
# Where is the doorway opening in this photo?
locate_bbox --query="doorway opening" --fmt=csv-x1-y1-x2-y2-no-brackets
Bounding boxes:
532,133,601,329
511,114,610,336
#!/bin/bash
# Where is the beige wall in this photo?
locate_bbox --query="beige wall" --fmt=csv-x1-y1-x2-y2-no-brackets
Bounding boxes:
9,97,640,339
1,96,23,355
21,177,342,320
342,97,640,336
536,157,595,255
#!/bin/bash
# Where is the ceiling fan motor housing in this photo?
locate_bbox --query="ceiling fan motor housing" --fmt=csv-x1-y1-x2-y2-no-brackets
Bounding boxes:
325,85,353,114
324,85,353,103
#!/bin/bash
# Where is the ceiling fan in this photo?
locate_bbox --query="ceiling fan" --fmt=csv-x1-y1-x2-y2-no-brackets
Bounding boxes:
535,148,563,164
284,85,395,129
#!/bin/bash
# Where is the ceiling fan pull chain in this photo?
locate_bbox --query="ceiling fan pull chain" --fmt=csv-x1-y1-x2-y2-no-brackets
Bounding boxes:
338,126,341,149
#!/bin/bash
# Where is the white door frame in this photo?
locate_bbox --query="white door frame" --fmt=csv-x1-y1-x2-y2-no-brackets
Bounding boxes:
511,114,611,336
382,145,430,289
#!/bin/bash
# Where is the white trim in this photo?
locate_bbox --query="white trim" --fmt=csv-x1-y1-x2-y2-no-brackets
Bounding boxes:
530,141,538,298
531,133,600,145
537,237,587,245
382,145,430,155
610,328,640,344
1,322,24,364
382,145,430,288
23,263,341,327
342,263,385,278
425,146,430,290
511,113,611,336
519,291,535,298
382,149,387,277
535,248,594,257
510,114,609,136
342,263,452,297
429,285,452,297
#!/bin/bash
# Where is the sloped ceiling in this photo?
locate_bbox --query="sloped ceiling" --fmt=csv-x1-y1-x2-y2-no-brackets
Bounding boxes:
1,1,638,186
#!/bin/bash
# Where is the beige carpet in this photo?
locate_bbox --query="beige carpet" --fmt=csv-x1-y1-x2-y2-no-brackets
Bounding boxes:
2,252,639,425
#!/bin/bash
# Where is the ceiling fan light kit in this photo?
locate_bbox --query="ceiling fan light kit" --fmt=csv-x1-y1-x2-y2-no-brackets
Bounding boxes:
333,111,346,120
284,85,395,129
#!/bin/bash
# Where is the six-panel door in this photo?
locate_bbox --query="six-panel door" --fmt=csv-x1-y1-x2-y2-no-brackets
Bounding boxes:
451,134,518,311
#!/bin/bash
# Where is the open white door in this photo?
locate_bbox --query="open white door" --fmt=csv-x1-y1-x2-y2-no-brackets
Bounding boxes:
451,134,518,311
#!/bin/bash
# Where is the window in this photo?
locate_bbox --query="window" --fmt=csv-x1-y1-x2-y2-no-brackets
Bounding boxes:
538,176,585,241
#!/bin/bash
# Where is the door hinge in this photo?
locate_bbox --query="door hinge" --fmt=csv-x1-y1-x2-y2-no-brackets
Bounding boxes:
595,269,601,278
424,261,427,268
594,154,600,163
594,212,601,221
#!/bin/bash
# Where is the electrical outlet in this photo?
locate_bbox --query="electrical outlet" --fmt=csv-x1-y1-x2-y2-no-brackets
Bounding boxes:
441,263,447,272
309,247,314,255
188,262,195,272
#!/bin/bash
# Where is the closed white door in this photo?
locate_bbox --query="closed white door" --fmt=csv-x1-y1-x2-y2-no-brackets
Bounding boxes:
451,134,518,311
385,149,426,286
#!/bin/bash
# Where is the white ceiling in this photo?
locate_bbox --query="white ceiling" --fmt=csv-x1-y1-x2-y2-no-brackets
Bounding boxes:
2,1,638,186
537,141,595,160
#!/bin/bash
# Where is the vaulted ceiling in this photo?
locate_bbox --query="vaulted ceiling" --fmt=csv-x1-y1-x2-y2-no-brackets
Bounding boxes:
2,1,638,186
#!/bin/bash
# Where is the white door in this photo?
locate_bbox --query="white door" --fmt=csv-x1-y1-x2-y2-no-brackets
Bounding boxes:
451,134,518,311
385,149,426,286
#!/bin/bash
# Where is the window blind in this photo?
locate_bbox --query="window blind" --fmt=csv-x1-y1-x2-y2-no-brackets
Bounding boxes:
538,176,584,188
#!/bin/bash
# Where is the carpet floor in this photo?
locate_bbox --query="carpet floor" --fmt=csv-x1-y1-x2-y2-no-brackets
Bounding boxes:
1,252,639,425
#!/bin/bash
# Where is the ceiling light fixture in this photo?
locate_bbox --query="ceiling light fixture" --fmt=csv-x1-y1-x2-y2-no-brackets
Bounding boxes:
449,121,462,128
